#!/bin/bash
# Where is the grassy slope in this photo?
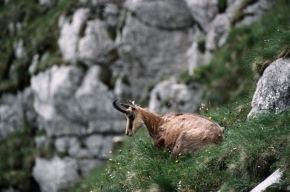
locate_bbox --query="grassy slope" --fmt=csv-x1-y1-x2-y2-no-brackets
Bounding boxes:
73,0,290,191
74,102,290,192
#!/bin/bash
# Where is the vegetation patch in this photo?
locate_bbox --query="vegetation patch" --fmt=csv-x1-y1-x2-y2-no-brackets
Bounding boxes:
0,123,39,191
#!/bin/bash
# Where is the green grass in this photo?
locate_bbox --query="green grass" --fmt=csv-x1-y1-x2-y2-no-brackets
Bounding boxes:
73,100,290,191
0,123,39,191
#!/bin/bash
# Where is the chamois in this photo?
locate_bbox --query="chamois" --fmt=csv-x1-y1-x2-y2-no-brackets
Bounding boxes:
113,99,223,156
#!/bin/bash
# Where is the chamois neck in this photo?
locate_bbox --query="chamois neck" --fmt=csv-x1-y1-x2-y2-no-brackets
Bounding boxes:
138,107,163,137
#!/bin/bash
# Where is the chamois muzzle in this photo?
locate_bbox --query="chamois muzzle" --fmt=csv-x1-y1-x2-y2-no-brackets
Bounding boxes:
112,99,127,114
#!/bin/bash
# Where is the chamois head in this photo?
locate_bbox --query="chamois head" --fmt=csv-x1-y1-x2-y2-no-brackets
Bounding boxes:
113,99,144,136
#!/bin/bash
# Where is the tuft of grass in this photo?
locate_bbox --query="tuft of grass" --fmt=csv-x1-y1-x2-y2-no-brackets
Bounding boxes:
252,28,290,76
73,98,290,191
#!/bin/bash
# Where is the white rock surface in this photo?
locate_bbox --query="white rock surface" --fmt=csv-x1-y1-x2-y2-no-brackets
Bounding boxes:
58,8,90,63
206,14,230,51
185,0,218,31
149,79,202,114
33,157,80,192
77,19,115,66
250,169,283,192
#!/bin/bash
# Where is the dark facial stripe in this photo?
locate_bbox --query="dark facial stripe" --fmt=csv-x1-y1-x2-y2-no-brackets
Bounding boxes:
128,118,133,130
127,113,134,130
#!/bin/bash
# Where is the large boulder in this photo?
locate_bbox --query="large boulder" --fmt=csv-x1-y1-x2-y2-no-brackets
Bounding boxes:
248,58,290,117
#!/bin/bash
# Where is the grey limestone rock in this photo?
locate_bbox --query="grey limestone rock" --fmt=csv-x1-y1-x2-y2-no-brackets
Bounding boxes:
33,156,80,192
88,119,125,134
184,0,218,31
234,0,275,27
149,79,202,114
248,58,290,117
83,134,103,157
117,11,194,99
125,0,194,29
75,66,120,121
250,169,283,192
0,88,36,140
0,103,19,140
31,65,87,136
31,64,123,136
35,136,52,149
103,3,121,27
13,39,26,59
206,14,230,51
58,8,90,63
77,19,115,66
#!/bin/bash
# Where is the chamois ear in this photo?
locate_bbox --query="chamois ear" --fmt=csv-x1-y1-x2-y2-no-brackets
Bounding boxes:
121,103,130,109
122,99,136,110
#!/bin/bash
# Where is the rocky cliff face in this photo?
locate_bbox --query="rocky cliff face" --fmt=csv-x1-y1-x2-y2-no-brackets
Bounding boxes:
0,0,275,191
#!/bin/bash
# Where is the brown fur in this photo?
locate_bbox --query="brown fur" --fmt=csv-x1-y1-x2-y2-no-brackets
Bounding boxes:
116,102,224,156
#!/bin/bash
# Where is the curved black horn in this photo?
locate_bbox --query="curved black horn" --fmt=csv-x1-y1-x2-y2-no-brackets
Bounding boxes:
112,99,127,113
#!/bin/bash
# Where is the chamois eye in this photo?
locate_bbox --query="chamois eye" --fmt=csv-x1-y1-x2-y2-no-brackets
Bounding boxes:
128,113,134,120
